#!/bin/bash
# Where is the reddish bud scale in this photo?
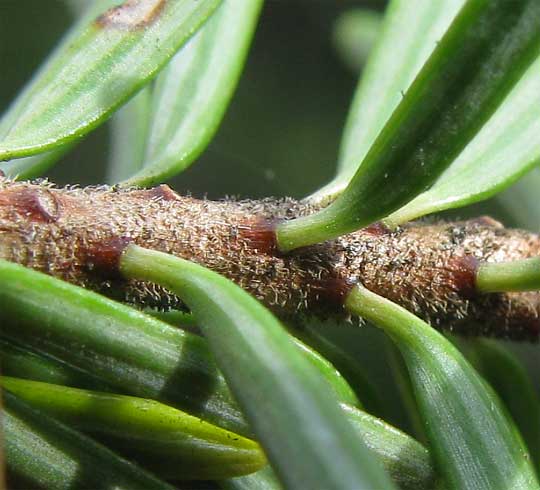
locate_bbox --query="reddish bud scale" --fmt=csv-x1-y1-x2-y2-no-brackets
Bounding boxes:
309,274,356,310
5,188,60,223
0,179,539,341
446,255,480,300
238,218,279,256
363,222,392,237
84,236,132,279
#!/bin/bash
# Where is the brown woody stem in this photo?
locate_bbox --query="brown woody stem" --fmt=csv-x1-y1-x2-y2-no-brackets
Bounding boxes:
0,178,539,341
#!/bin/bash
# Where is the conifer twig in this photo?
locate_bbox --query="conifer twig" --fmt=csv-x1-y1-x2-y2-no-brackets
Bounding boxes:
0,178,539,340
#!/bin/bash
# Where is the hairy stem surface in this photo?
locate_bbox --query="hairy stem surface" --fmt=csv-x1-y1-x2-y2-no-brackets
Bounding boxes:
0,178,538,340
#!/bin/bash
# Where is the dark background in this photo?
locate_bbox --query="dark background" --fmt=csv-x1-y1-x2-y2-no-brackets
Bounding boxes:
0,0,384,197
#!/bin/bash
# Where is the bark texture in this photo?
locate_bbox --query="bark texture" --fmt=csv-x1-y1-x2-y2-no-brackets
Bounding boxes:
1,178,539,340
